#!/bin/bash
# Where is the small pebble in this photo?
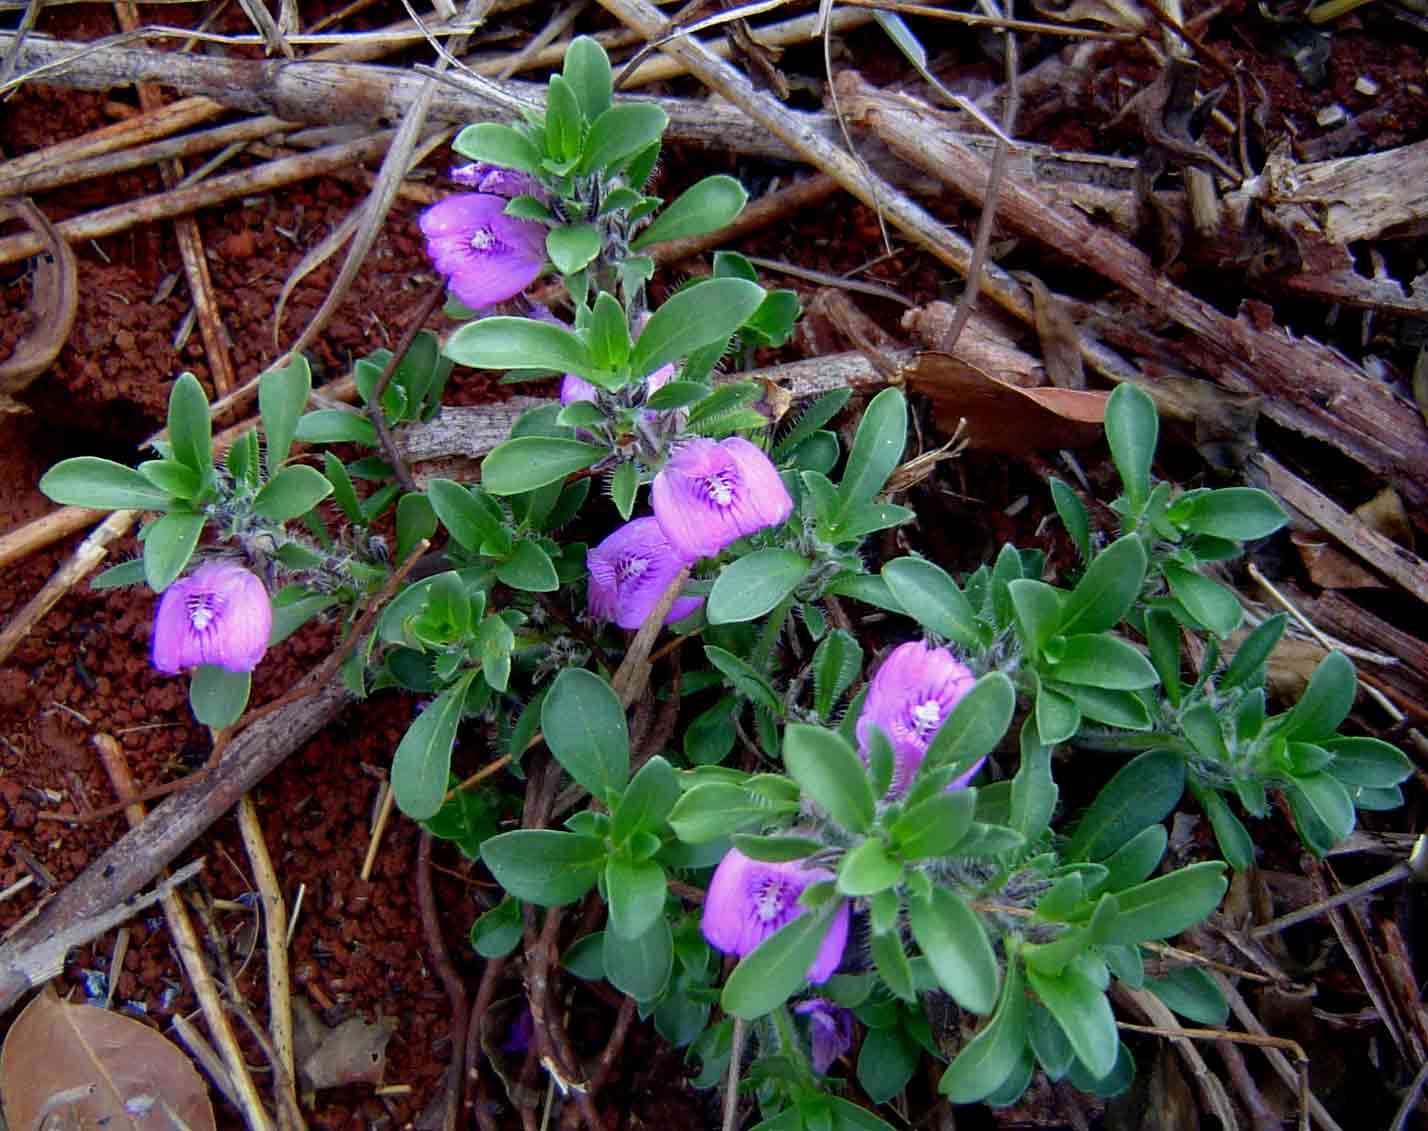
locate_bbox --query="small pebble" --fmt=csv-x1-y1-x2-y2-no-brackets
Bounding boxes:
1316,103,1348,127
1354,75,1380,96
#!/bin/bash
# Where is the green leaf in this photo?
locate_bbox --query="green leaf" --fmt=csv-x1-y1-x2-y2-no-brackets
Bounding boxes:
1181,701,1230,763
481,437,604,495
881,557,982,650
1046,634,1159,690
1066,748,1185,862
838,387,906,509
589,291,632,374
940,959,1028,1103
811,630,861,719
447,316,596,378
138,460,200,501
1066,684,1151,730
547,222,601,276
857,1025,918,1101
1193,783,1255,871
1283,651,1357,742
705,646,782,716
1066,1040,1135,1098
837,839,901,896
909,888,998,1014
1170,487,1288,541
613,755,680,843
144,511,206,591
922,672,1016,774
544,73,584,162
889,790,976,860
1104,383,1158,506
1029,1001,1075,1080
1010,721,1058,841
668,781,796,842
395,492,437,563
581,103,668,174
496,538,558,592
1164,564,1242,636
422,784,498,859
1144,608,1183,706
542,668,629,799
721,900,845,1019
1036,684,1081,745
1026,961,1117,1079
1144,966,1229,1026
40,457,176,510
1094,824,1167,893
605,855,667,938
632,174,749,249
321,454,361,524
253,465,332,523
477,614,515,692
1050,478,1090,559
683,696,738,765
294,408,377,447
426,479,504,553
1096,861,1228,945
1009,579,1063,656
870,928,915,1002
1057,536,1148,636
481,829,606,905
1286,772,1355,856
732,834,822,862
268,591,334,646
562,35,613,119
90,559,148,591
1220,613,1286,691
259,354,310,473
629,278,765,378
707,550,810,625
1322,736,1413,787
784,725,875,834
470,897,523,958
452,122,542,173
603,916,673,1001
392,678,472,819
167,372,213,480
189,665,251,730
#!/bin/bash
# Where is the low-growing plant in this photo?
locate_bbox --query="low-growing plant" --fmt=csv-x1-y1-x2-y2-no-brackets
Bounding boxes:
39,37,1412,1127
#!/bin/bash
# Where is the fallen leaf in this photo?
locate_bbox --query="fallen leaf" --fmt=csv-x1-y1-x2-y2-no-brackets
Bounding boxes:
0,984,217,1131
1353,486,1412,549
0,199,80,394
292,998,396,1092
1292,531,1387,589
1023,274,1086,389
900,351,1108,453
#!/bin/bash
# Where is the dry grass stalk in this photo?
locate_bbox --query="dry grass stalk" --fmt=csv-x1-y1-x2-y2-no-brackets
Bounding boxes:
94,734,277,1131
236,796,302,1130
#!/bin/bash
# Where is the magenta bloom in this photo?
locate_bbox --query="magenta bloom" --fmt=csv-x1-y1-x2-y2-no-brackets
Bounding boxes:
419,194,545,310
701,849,849,984
151,561,272,675
587,517,702,630
450,162,543,201
793,999,855,1073
652,438,793,560
856,641,979,798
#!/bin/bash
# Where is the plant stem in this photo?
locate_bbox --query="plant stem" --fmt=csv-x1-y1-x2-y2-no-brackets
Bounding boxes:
721,1016,746,1131
752,594,796,673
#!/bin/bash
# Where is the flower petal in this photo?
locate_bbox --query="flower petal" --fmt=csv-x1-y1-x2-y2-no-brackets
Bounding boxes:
807,898,850,983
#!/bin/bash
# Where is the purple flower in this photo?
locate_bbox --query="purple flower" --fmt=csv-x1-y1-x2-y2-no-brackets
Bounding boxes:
793,998,854,1073
450,162,544,201
587,517,702,630
701,849,849,984
856,641,979,799
151,561,273,675
652,438,793,560
419,194,546,310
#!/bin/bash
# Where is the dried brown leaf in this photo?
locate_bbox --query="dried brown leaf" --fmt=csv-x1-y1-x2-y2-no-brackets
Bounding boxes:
0,199,79,394
901,351,1107,453
1023,274,1086,389
1292,531,1387,590
0,984,217,1131
1352,486,1412,548
292,998,396,1091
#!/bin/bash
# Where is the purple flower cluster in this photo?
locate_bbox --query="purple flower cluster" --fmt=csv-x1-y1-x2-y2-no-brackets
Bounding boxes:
420,164,547,311
586,437,792,630
855,640,979,798
700,848,849,984
152,561,272,675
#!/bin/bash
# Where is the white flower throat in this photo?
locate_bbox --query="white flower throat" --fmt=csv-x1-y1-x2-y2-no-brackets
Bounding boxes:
752,877,789,922
469,227,498,252
186,592,221,631
910,699,943,738
703,471,736,506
